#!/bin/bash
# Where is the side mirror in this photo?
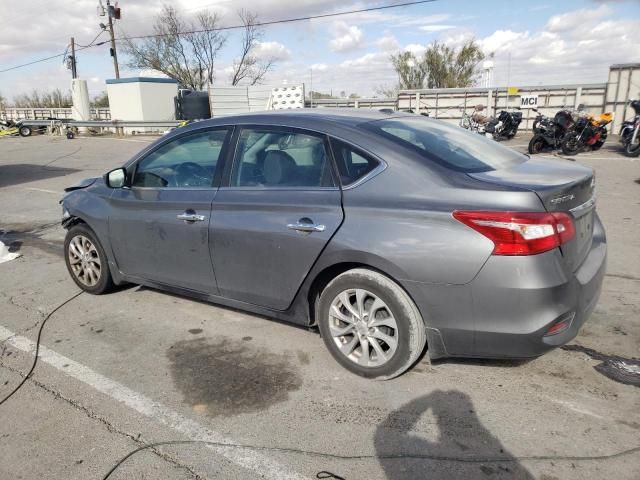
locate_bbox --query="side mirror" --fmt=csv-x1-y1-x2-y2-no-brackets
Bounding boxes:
106,168,126,188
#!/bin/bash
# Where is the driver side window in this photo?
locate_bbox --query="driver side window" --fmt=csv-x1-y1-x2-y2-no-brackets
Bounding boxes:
132,129,229,188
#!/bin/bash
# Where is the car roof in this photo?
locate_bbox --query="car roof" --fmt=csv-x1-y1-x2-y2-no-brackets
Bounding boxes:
179,108,409,132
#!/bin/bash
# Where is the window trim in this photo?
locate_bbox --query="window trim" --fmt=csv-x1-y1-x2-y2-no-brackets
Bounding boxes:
128,126,233,190
222,124,340,190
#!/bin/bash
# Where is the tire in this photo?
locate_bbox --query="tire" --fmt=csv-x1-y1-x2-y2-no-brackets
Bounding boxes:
19,126,32,137
317,268,427,380
64,224,114,294
528,135,547,154
625,141,640,157
561,136,581,156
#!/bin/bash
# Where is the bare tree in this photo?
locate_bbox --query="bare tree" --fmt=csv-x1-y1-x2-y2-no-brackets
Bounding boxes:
374,84,400,98
123,5,226,90
13,89,73,108
229,10,275,86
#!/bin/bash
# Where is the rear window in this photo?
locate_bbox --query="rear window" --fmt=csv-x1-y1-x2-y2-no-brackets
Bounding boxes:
362,116,527,173
330,138,380,186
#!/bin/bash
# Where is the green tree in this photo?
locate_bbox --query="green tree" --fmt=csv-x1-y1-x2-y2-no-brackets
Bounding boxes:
423,40,484,88
390,39,484,90
91,91,110,108
390,51,428,90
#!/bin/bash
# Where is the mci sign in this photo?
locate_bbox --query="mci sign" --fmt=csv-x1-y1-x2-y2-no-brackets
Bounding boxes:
520,94,539,109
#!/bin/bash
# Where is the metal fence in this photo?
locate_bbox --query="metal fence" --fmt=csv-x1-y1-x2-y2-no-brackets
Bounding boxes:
0,108,111,121
397,84,609,131
307,97,397,109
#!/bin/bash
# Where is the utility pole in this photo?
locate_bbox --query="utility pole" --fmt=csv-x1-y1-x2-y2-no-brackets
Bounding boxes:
70,37,78,79
99,0,120,78
107,0,120,78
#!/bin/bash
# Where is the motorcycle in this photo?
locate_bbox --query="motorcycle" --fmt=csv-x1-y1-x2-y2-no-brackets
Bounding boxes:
528,108,575,154
484,109,522,141
459,105,487,134
560,111,613,156
620,99,640,157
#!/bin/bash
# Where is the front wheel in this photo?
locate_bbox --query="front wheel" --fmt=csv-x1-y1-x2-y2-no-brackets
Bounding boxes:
561,136,581,156
317,268,427,380
19,126,32,137
528,135,547,154
64,224,114,294
625,140,640,157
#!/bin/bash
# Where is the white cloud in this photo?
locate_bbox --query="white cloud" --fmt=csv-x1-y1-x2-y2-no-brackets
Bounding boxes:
404,43,427,55
546,4,611,33
311,63,328,71
419,25,456,32
254,41,291,61
377,34,400,52
329,21,364,52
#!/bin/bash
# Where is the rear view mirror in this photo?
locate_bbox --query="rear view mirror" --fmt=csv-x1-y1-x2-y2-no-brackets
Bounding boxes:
106,168,126,188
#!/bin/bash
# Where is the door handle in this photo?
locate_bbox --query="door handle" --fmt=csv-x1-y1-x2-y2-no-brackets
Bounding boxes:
287,222,326,233
177,213,206,222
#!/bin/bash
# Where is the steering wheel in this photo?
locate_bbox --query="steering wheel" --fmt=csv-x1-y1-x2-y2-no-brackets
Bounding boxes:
174,162,209,187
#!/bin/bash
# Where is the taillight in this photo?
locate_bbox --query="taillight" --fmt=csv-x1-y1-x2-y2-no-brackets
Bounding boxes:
452,211,575,256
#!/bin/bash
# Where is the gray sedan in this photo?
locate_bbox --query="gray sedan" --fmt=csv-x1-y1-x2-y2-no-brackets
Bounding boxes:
60,110,606,379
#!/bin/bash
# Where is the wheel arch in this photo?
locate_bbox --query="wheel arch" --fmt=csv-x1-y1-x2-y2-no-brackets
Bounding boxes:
305,260,425,331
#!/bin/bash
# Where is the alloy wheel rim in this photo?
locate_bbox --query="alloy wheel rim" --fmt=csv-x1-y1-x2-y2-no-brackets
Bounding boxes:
328,288,399,368
68,235,101,287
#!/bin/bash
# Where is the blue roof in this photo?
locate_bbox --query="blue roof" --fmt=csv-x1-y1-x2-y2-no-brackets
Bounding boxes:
106,77,178,84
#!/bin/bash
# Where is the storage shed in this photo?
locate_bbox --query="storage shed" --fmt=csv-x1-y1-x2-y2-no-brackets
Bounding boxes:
106,77,178,132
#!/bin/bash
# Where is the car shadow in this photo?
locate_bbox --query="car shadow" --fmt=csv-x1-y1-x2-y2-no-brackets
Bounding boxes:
0,164,80,188
374,390,534,479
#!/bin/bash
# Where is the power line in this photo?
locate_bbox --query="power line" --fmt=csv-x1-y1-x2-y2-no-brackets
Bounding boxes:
74,29,106,48
0,0,438,74
121,0,439,41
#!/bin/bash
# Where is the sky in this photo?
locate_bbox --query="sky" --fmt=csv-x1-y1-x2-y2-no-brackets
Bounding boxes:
1,0,639,101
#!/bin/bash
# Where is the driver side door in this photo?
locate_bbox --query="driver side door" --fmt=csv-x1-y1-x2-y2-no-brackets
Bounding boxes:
108,127,231,294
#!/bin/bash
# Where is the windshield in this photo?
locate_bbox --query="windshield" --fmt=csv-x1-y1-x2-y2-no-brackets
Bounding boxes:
362,116,528,173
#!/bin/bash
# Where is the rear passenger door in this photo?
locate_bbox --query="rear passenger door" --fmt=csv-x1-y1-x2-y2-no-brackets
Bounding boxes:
210,126,343,310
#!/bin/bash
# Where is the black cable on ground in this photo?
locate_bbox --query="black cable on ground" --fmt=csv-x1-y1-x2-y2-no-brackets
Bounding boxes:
101,439,640,480
0,290,83,406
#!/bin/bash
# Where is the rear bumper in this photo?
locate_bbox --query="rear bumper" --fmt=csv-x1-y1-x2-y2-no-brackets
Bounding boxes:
404,213,607,359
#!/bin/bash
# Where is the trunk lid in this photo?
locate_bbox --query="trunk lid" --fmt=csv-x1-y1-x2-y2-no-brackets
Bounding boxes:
468,156,596,271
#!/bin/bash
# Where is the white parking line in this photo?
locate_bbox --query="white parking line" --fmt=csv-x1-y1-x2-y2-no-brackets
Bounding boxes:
24,187,60,195
0,325,307,480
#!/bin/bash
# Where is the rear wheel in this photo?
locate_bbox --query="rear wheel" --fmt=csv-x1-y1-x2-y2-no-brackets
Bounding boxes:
528,135,547,154
317,268,426,380
64,224,114,294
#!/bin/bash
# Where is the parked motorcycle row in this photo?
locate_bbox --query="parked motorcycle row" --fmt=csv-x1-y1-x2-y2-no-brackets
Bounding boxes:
528,105,614,156
459,105,523,141
460,100,640,158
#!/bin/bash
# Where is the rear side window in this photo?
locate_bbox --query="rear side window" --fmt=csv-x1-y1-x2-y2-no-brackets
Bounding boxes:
231,128,334,188
362,116,527,173
330,139,380,186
